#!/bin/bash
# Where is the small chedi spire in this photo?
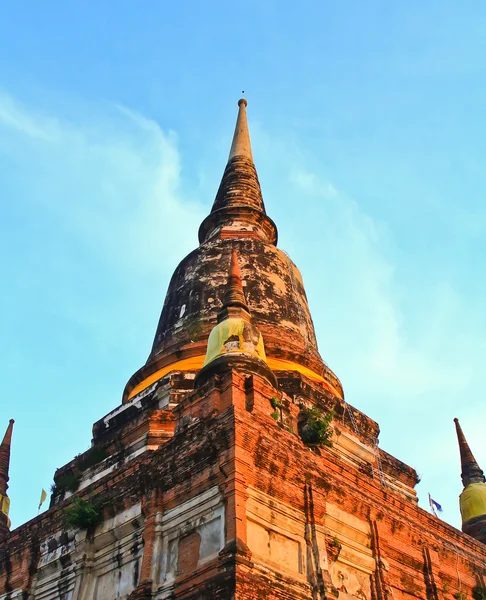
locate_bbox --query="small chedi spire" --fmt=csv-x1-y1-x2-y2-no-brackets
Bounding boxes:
198,98,278,245
197,248,276,387
454,418,486,544
0,419,14,535
454,417,485,486
218,248,250,321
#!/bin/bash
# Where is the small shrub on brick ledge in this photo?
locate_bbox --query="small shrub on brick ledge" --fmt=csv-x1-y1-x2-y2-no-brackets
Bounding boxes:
326,535,342,562
76,447,107,472
299,407,334,447
269,396,282,422
64,497,104,530
473,585,486,600
52,472,81,495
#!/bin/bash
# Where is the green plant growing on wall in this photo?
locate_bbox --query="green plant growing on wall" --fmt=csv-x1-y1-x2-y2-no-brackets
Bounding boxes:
64,497,104,530
269,396,282,422
454,592,468,600
326,535,342,562
299,407,334,447
76,447,108,472
52,472,81,495
473,586,486,600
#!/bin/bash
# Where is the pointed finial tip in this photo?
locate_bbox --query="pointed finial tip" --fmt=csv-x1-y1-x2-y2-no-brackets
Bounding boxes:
238,98,248,108
454,417,459,423
9,419,14,425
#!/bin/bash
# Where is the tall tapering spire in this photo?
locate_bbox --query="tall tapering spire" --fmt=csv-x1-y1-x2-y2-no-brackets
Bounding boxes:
198,99,278,245
0,419,14,536
228,99,253,161
0,419,14,497
454,418,485,487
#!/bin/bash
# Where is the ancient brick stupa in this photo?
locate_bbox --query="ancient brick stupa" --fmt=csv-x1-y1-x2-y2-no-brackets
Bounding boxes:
1,100,486,600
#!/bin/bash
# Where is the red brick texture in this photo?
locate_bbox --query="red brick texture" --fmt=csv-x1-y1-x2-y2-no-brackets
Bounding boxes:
1,368,485,599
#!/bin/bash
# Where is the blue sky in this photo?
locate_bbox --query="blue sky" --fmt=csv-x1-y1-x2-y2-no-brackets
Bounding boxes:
2,1,486,530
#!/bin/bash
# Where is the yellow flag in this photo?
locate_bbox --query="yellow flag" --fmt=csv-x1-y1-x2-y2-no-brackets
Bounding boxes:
38,489,47,510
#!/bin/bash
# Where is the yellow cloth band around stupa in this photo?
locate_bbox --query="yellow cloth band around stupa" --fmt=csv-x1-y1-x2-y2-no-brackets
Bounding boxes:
460,482,486,524
203,317,266,367
0,494,10,526
127,355,342,400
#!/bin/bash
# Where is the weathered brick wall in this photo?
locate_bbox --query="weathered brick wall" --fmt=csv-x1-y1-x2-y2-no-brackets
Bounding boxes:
226,370,486,600
1,366,485,600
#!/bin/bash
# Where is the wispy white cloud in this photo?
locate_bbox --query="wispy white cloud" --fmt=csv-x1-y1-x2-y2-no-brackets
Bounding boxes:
0,93,208,528
0,93,56,140
284,165,486,527
289,168,470,392
0,93,205,275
